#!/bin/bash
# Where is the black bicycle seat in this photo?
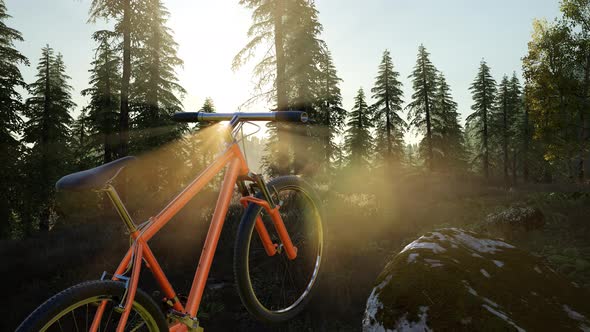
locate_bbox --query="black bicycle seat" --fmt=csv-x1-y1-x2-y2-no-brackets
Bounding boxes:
55,156,136,192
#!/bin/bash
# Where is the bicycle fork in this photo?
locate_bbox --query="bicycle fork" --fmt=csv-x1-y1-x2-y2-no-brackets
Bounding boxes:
239,173,298,260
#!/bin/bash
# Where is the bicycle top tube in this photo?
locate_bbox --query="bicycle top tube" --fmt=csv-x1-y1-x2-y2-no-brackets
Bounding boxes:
172,110,308,123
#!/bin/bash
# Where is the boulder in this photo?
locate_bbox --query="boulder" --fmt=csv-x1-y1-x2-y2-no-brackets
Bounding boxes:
363,228,590,332
481,206,545,236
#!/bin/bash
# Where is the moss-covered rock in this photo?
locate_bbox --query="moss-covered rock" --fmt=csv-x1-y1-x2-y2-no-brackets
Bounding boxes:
481,206,545,237
362,228,590,331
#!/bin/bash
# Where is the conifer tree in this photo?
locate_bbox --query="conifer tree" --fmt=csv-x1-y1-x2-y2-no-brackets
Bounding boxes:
495,75,513,184
507,73,524,183
316,49,345,172
70,110,94,170
131,0,186,154
236,0,328,175
90,0,136,157
433,72,464,170
233,0,288,109
127,0,186,195
195,98,220,169
344,88,373,168
0,0,29,236
23,46,75,231
467,60,497,178
371,49,406,165
407,45,438,171
81,30,120,164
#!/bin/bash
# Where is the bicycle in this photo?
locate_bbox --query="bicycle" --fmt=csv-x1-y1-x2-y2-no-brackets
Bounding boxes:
16,111,325,332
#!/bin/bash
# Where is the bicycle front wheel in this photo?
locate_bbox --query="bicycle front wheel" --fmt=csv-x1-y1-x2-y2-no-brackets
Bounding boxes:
16,280,168,332
234,175,325,323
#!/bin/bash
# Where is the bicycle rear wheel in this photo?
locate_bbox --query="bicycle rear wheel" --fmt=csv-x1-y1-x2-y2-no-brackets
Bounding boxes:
16,280,168,332
234,175,325,323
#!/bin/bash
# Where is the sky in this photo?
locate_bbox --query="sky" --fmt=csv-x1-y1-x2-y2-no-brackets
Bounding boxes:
5,0,563,141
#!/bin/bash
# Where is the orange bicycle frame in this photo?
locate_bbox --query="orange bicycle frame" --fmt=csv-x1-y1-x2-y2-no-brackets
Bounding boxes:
90,129,297,332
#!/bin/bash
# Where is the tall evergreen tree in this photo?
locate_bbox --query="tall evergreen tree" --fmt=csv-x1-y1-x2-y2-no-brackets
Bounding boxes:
233,0,287,108
432,72,464,170
316,48,345,173
344,88,373,168
70,109,94,170
131,0,186,151
507,73,524,184
0,0,28,236
90,0,136,157
128,0,186,194
234,0,291,175
495,75,513,184
407,44,438,171
236,0,328,175
194,98,220,169
81,30,120,164
467,60,497,178
371,49,406,165
23,46,74,231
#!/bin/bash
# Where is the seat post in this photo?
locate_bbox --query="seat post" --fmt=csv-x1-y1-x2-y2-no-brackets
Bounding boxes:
103,184,138,233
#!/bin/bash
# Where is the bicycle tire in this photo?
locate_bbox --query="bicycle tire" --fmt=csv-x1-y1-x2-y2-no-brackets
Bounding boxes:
234,175,325,323
16,280,168,332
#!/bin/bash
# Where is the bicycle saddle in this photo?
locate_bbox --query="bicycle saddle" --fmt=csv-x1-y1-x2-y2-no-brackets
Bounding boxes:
55,156,137,192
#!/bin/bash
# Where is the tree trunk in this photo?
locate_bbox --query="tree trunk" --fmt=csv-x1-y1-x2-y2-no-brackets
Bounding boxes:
523,98,530,183
512,148,517,185
274,0,287,111
118,0,131,158
104,45,113,163
273,0,290,175
324,69,331,171
579,48,590,182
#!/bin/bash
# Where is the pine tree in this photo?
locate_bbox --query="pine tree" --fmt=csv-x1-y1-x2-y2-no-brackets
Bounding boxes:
129,0,187,194
195,98,220,169
70,109,94,170
344,88,373,168
23,46,75,231
467,60,497,179
494,75,515,185
371,49,406,166
407,44,438,171
433,72,464,170
90,0,136,157
236,0,328,175
316,48,345,173
0,0,29,236
81,30,120,164
131,0,186,153
233,0,289,108
507,73,524,184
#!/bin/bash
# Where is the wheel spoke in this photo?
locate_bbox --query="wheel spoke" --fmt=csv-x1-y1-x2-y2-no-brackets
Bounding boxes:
57,318,63,332
72,310,79,332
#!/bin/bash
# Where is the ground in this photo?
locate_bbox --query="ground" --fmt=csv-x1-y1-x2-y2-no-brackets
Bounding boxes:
3,172,590,331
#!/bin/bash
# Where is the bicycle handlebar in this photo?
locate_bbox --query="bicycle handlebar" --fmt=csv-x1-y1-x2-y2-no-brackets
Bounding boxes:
172,111,308,123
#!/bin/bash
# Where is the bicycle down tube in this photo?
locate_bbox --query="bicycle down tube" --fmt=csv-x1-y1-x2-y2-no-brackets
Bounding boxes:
91,137,298,331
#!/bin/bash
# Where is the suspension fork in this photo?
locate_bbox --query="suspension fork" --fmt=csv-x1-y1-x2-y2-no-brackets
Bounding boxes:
239,174,298,260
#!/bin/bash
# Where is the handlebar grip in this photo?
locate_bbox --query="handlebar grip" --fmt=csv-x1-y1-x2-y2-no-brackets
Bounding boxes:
275,111,308,123
172,112,200,122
